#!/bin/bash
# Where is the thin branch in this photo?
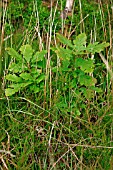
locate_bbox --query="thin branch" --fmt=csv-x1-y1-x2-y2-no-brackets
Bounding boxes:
99,53,113,80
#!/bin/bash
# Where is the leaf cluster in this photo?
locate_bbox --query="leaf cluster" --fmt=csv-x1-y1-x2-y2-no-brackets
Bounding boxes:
5,45,47,96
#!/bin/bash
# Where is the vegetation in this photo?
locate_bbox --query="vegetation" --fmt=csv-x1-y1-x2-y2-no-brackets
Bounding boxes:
0,0,113,169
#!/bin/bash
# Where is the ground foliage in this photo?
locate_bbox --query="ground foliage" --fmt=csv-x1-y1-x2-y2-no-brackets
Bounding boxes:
0,0,113,169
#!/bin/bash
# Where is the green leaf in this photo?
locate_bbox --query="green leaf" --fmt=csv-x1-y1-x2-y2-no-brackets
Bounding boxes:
9,82,32,89
73,71,77,78
20,73,33,80
90,86,102,92
9,63,20,73
70,79,77,88
20,44,33,63
73,34,87,53
78,74,97,86
50,47,57,52
75,109,81,116
56,33,74,48
5,81,32,96
36,74,45,83
86,42,109,54
9,62,28,73
56,47,72,60
73,33,87,50
80,87,94,99
30,85,40,93
40,82,44,88
52,66,57,73
62,60,70,71
75,58,94,73
20,82,33,87
5,88,18,96
9,83,22,90
32,50,47,62
31,68,41,74
6,74,22,82
6,48,22,61
37,60,46,68
73,49,86,55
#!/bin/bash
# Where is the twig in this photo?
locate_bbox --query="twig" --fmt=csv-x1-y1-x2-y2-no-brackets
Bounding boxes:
99,53,113,80
0,150,15,157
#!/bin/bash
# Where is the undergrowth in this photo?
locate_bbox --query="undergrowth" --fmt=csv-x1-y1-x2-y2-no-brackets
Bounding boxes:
0,0,113,169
